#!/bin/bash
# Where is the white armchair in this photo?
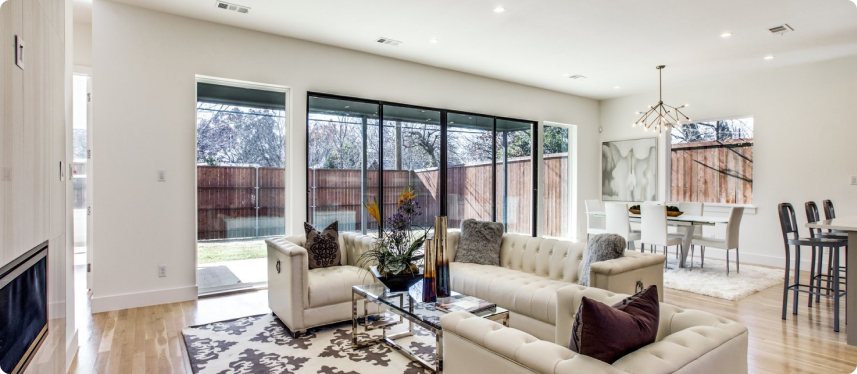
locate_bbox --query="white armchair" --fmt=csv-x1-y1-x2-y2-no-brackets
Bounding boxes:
266,232,379,337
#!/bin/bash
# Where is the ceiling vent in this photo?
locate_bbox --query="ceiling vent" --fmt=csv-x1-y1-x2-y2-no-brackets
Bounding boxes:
215,1,250,14
567,74,587,80
768,24,793,35
376,37,402,46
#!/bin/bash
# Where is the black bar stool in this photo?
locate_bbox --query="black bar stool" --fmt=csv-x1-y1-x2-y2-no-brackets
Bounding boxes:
823,199,837,221
822,199,848,293
805,202,847,306
779,203,847,332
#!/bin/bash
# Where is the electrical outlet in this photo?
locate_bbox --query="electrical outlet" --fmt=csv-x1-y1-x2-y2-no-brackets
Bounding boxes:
157,170,166,182
1,167,11,181
158,265,166,277
851,176,857,185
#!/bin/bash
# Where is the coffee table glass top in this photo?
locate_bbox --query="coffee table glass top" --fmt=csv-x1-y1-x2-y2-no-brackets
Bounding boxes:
353,282,508,330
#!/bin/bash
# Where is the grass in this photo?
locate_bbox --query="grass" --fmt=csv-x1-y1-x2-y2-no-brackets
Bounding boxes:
198,240,266,264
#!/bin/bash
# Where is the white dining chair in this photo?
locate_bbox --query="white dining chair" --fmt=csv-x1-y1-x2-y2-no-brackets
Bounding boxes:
585,199,607,241
605,202,641,251
641,204,683,267
676,202,704,238
691,206,744,274
678,202,704,216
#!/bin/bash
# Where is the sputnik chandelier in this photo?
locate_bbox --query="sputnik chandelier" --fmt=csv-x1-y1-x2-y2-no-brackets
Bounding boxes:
633,65,692,135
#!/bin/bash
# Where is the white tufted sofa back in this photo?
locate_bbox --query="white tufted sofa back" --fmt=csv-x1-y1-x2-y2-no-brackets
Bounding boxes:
447,231,587,284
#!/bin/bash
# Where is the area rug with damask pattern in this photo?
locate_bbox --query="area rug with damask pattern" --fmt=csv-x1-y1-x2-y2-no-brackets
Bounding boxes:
182,313,433,374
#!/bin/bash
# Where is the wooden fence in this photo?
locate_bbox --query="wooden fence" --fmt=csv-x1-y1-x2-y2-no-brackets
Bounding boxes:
200,155,569,240
197,166,285,240
308,154,567,236
670,141,753,204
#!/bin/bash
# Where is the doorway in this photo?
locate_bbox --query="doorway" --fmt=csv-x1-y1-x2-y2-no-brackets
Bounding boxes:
195,77,288,295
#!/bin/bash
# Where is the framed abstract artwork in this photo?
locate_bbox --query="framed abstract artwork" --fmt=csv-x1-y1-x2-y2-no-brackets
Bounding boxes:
601,138,658,201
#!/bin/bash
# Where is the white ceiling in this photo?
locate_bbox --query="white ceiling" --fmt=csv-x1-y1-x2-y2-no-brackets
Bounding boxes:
103,0,857,100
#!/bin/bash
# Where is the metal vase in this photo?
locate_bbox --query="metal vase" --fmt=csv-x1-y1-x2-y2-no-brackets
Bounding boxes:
421,237,437,302
434,216,451,298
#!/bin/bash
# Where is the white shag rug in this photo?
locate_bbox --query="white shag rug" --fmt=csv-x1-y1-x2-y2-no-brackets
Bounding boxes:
662,256,784,301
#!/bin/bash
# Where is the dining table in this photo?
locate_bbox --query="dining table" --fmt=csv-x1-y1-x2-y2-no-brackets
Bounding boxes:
591,211,729,268
806,216,857,346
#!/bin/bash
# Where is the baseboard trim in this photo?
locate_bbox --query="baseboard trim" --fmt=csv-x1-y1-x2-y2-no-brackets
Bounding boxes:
65,329,78,372
667,246,818,272
48,301,66,319
91,285,198,313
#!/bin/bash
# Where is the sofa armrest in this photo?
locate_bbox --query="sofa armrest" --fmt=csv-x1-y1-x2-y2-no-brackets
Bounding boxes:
612,310,749,374
589,251,665,301
266,237,310,329
441,311,627,374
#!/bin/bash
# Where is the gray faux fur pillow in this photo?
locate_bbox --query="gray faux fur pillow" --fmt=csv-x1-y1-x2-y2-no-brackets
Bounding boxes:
578,234,626,287
455,219,504,266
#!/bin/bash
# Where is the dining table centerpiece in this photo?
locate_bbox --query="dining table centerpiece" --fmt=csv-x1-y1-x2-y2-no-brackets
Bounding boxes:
359,186,428,292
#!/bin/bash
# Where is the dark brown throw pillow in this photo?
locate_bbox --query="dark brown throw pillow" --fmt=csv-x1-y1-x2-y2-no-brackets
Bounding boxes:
568,285,659,364
303,221,341,269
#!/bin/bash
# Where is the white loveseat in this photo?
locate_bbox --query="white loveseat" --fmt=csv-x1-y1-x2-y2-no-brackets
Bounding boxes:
446,231,665,341
440,285,749,374
267,230,665,340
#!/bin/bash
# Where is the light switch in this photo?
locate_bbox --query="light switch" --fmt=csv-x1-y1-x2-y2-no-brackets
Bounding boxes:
851,176,857,185
158,170,166,182
1,167,11,181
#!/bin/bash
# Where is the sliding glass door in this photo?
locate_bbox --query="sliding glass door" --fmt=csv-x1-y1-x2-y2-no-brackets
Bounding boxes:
447,113,494,228
306,93,538,236
307,96,380,233
496,119,534,234
382,105,441,229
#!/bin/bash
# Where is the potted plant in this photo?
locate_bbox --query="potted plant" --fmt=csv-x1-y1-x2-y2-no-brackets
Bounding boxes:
358,186,428,292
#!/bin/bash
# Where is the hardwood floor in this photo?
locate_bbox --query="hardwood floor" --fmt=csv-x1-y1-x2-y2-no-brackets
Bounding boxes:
68,268,857,374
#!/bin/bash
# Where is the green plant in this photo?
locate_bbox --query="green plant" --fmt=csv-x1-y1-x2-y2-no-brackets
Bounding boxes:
357,186,427,275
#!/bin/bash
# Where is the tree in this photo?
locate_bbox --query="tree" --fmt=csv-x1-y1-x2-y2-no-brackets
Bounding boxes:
196,102,286,168
543,126,568,155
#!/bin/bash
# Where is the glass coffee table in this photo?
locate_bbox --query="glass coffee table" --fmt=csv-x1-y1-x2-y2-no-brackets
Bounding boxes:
352,282,509,374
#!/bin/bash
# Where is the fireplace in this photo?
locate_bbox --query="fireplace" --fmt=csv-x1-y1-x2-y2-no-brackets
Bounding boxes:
0,241,48,374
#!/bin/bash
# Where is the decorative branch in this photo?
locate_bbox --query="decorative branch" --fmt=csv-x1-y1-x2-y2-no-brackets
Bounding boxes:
692,160,753,183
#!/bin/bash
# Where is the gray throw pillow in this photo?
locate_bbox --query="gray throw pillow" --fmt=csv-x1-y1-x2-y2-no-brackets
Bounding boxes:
578,234,626,286
455,219,504,266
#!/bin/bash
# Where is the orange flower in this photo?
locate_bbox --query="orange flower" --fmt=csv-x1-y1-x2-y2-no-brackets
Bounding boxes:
364,197,381,224
397,186,418,208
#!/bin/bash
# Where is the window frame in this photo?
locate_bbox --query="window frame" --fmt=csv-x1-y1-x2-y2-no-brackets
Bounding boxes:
306,92,539,237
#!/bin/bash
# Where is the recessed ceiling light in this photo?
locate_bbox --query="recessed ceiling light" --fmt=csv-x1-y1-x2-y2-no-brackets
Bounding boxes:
494,6,505,13
614,86,621,89
764,55,775,60
430,39,439,44
721,32,733,38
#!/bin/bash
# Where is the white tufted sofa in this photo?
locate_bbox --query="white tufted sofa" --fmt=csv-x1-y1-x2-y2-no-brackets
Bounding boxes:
267,230,665,340
440,285,749,374
447,232,665,341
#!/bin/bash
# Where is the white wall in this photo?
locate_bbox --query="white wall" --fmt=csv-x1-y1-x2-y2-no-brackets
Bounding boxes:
91,1,602,312
72,21,90,69
601,56,857,268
